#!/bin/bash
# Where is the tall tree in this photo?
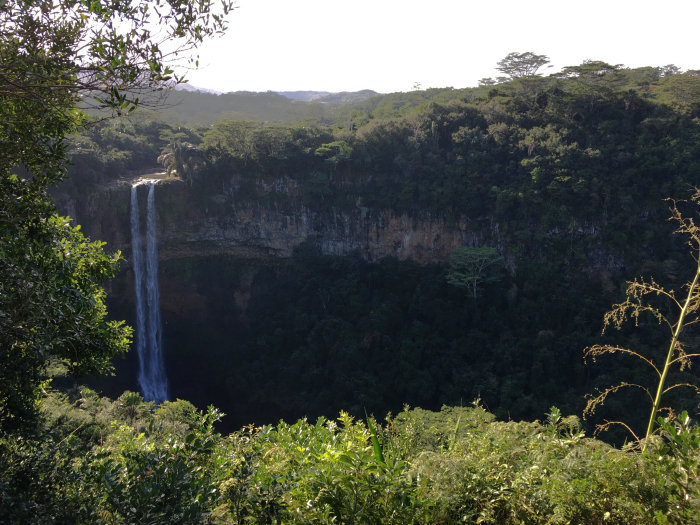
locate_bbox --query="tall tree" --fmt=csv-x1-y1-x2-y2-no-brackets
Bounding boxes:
446,246,503,299
158,140,204,185
496,51,552,79
659,64,682,77
205,120,258,165
554,60,626,113
0,0,235,435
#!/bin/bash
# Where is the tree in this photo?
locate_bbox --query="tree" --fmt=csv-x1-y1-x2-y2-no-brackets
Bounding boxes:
154,398,197,426
0,0,234,435
506,76,554,111
118,391,153,426
659,64,682,77
205,120,258,166
0,210,132,434
496,52,551,79
406,112,428,146
315,141,353,171
446,246,503,298
554,60,626,113
158,140,204,185
257,125,293,160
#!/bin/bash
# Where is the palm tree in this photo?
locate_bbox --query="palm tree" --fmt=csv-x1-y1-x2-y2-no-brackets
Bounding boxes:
157,140,204,186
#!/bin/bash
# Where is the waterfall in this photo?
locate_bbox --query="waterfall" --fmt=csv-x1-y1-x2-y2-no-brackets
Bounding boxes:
130,186,148,398
130,182,169,403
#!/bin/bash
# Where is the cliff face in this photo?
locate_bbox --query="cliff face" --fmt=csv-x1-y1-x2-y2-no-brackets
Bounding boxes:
52,176,635,432
54,177,490,267
55,176,500,412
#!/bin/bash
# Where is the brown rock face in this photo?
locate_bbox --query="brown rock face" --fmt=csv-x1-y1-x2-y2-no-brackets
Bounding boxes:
55,177,493,268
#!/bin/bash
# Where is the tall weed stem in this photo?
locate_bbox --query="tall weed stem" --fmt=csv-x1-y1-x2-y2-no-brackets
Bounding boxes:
644,256,700,449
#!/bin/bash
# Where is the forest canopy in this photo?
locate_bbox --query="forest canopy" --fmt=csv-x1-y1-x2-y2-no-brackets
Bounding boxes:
59,57,700,446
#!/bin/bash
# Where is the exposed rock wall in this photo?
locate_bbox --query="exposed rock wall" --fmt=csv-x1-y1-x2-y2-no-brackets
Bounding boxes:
54,177,491,267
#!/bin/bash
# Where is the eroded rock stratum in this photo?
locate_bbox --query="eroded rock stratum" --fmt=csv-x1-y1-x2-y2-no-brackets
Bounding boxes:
55,176,491,267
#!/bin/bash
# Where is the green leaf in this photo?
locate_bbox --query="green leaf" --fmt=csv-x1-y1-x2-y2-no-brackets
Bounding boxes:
365,410,385,464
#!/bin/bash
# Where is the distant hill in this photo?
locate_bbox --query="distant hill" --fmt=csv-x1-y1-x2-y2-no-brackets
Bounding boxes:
273,90,382,103
144,88,384,126
274,91,332,101
314,89,381,104
173,83,223,96
171,87,381,104
153,90,312,126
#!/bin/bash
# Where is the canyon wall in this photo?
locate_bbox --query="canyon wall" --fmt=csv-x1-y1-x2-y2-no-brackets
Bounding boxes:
51,175,631,431
54,177,492,267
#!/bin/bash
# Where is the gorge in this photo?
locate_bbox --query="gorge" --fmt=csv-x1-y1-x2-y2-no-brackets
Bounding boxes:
52,72,700,436
8,0,700,517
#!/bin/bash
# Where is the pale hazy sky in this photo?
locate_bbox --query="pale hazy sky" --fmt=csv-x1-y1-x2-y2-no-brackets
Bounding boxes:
185,0,700,94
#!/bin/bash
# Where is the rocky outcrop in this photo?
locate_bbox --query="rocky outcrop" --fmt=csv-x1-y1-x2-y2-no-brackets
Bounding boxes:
54,177,492,267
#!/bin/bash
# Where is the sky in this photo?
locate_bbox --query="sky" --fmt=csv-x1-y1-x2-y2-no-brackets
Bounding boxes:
185,0,700,94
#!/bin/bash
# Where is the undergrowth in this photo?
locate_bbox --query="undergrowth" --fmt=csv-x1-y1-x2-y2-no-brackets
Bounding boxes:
3,387,697,524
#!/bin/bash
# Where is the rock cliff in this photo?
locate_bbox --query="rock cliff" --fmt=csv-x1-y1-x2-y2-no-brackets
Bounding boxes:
54,176,491,267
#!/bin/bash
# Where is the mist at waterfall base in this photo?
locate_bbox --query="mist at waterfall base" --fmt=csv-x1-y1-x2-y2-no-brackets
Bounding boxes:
130,182,169,403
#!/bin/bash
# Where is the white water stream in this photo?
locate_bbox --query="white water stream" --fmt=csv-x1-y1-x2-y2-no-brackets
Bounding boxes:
130,181,169,403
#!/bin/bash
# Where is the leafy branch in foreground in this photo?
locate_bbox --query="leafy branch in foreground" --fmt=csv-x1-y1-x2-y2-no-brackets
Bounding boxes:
584,190,700,448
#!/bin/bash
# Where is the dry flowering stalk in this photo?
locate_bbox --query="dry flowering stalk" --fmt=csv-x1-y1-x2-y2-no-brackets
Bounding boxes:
584,191,700,449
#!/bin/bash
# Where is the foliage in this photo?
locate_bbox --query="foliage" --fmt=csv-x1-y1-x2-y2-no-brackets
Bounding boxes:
0,430,89,524
159,140,205,185
155,398,198,426
315,141,353,171
584,192,700,445
0,384,225,524
117,390,153,426
59,113,177,191
207,404,673,524
446,246,504,298
2,380,696,524
204,121,259,166
0,197,131,434
408,408,665,524
82,406,224,524
652,411,700,524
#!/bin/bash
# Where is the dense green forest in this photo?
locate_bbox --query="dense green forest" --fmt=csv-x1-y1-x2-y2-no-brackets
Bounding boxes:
3,0,700,520
63,61,700,443
115,88,381,127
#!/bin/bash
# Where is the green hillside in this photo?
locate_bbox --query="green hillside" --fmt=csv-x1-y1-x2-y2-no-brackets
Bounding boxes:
127,88,383,127
60,63,700,444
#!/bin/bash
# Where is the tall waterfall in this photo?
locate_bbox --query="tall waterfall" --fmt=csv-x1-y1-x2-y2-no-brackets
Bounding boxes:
130,182,169,403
